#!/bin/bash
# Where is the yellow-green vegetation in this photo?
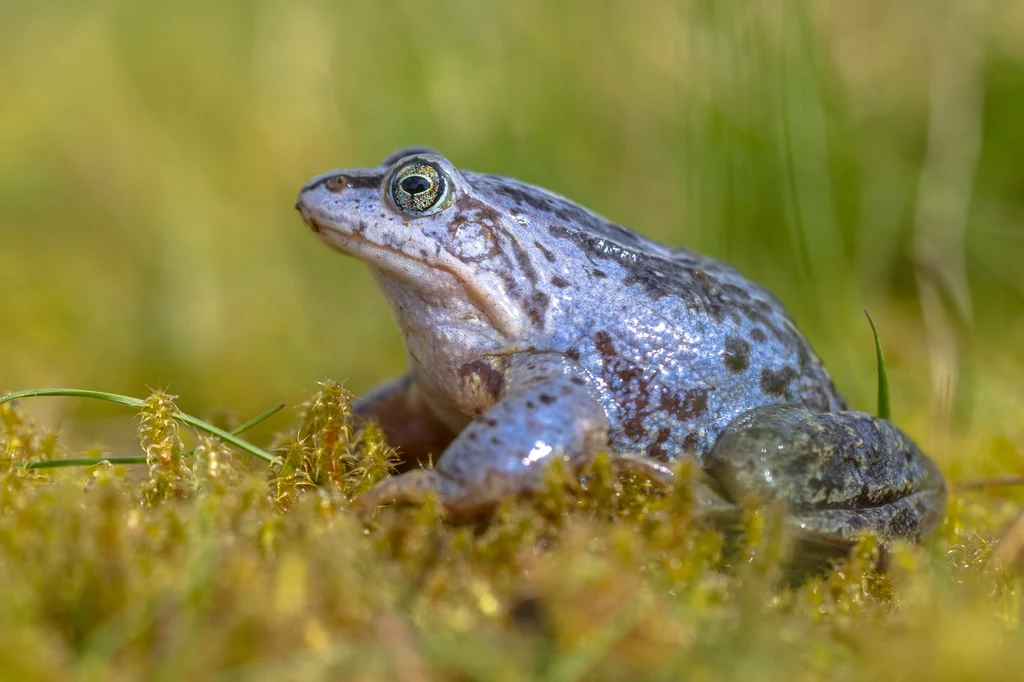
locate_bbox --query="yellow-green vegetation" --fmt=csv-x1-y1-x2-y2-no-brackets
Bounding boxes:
3,0,1024,679
0,383,1022,681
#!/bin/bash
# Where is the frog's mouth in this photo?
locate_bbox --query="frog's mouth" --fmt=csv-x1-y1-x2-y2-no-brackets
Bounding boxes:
298,209,525,339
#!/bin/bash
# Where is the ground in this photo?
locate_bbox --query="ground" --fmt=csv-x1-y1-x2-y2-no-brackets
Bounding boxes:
0,382,1021,681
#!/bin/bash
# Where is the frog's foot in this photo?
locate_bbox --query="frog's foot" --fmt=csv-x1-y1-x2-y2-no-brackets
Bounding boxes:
352,353,610,520
604,452,736,514
603,453,676,488
349,469,475,519
704,404,947,549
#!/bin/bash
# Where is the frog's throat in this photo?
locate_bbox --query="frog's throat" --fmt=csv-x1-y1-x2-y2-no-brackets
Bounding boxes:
322,231,526,339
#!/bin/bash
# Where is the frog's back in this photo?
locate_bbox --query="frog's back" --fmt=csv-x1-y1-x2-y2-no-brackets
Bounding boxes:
469,172,847,461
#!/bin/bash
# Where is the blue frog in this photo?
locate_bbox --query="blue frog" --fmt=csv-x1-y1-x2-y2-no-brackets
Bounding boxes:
295,148,945,547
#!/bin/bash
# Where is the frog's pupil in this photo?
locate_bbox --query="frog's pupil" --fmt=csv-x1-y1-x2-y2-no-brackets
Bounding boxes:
401,175,431,195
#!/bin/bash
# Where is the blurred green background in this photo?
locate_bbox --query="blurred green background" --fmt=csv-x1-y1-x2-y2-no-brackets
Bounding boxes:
2,1,1022,471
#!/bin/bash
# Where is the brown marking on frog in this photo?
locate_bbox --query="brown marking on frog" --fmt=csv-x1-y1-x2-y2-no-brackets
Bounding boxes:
551,276,570,288
645,427,672,459
458,194,551,326
458,359,506,400
594,331,616,358
660,388,709,421
722,335,752,373
721,282,754,303
593,330,659,440
533,241,557,263
526,291,550,325
760,365,797,396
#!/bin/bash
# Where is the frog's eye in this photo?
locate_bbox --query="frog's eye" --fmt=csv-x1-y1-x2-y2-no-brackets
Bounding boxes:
389,161,453,216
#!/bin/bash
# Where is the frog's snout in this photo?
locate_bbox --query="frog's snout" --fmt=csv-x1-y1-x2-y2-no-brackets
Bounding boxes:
295,201,321,234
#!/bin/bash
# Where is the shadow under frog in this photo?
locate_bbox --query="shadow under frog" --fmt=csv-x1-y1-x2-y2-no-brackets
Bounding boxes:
295,147,946,552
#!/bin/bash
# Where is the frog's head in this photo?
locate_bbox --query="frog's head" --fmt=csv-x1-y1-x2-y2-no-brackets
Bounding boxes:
296,147,595,346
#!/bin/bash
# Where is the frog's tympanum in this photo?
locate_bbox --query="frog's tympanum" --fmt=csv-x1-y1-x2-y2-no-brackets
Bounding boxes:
296,148,946,548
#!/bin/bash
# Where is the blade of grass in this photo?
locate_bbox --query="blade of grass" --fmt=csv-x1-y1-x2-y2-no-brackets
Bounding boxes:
0,388,279,464
953,476,1024,491
864,310,891,420
24,403,286,469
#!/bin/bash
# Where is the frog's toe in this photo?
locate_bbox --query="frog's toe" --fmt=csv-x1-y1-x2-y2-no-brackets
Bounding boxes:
351,470,454,520
350,468,517,520
705,404,947,546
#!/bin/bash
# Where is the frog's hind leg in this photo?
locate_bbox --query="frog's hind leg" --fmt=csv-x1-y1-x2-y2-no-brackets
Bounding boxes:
703,404,947,551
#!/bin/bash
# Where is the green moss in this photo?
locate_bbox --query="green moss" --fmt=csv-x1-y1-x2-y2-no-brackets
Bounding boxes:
0,383,1020,680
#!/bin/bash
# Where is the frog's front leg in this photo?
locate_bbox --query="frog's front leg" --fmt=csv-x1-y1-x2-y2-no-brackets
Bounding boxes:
352,354,609,518
703,404,947,547
355,374,458,467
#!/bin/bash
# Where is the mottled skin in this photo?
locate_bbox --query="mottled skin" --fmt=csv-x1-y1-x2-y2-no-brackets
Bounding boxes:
295,147,946,547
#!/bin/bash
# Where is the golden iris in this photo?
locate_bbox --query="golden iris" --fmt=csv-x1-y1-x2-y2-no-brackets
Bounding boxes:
389,161,452,216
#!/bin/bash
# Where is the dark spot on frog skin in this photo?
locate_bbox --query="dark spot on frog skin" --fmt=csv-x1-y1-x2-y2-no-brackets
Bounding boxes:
456,194,553,326
750,327,767,343
645,427,671,459
551,276,570,288
565,348,580,361
761,366,797,396
681,432,700,453
660,388,709,421
509,238,539,285
593,331,616,357
533,241,557,263
723,335,752,373
592,332,664,441
458,360,506,399
592,269,607,279
538,393,556,406
721,282,754,302
569,376,586,386
526,292,549,325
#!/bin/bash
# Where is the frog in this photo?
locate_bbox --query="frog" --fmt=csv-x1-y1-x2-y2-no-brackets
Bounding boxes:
294,147,946,549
